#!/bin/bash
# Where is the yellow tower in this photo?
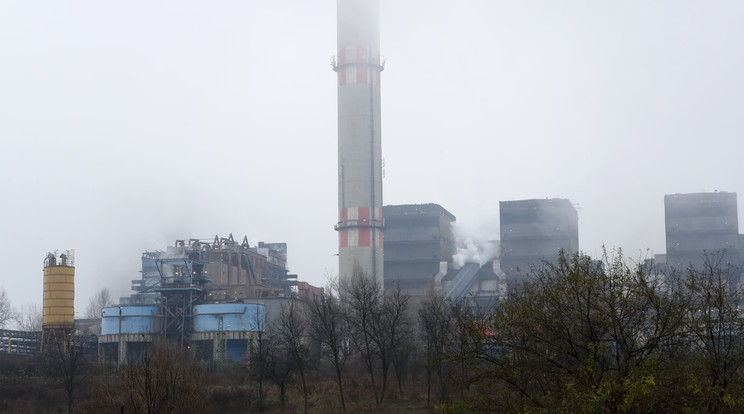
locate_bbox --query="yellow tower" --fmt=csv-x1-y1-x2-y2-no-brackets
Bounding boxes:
41,251,75,351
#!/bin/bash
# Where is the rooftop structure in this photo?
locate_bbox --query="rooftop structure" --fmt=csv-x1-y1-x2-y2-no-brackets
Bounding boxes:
123,234,296,307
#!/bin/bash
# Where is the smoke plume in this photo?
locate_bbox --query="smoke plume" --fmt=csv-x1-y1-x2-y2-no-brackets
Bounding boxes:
451,220,499,269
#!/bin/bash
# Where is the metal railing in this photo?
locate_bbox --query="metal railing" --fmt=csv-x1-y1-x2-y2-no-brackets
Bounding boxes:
334,218,385,230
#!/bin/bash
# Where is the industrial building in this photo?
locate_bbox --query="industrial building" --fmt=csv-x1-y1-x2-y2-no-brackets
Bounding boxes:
335,0,385,286
380,203,496,304
381,203,505,307
122,235,295,306
441,255,506,310
432,199,579,306
99,235,321,364
499,198,579,284
382,200,581,305
664,192,742,276
383,204,456,295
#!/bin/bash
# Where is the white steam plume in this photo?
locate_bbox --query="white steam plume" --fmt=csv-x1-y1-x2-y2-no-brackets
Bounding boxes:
451,220,499,269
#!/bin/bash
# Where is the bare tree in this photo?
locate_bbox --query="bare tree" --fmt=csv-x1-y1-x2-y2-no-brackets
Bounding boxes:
84,288,113,319
44,332,85,414
418,286,453,404
0,288,14,328
342,267,382,405
448,297,482,403
121,340,206,414
250,306,268,409
307,279,351,410
277,301,311,414
372,282,412,403
262,324,295,408
14,303,43,331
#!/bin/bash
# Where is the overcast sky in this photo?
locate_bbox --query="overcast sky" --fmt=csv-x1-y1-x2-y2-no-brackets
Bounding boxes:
1,1,743,313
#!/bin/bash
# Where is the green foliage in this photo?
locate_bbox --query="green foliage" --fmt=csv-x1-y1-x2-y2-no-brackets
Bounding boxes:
447,249,744,413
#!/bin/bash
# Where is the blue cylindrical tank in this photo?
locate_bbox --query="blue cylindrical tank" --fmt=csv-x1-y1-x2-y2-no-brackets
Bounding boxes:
193,303,264,332
101,306,159,335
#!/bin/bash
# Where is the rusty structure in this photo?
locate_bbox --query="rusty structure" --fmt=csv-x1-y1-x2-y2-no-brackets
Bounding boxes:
124,235,295,340
125,235,295,307
98,234,309,363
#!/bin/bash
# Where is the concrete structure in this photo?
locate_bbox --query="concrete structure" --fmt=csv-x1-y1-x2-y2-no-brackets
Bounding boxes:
41,251,75,351
436,237,506,309
500,199,579,284
99,302,269,364
123,235,297,307
99,235,319,363
664,192,741,272
334,0,385,285
383,204,456,295
100,306,159,364
296,281,324,302
442,259,505,311
192,303,263,361
441,198,578,306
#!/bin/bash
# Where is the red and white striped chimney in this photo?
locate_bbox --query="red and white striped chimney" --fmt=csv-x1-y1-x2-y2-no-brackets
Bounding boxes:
334,0,384,286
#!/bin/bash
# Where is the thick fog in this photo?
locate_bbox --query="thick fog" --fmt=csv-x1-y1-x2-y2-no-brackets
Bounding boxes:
1,1,742,311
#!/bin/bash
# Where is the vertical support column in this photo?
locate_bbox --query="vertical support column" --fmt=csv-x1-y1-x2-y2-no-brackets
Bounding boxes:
244,331,251,367
213,333,219,361
118,338,127,365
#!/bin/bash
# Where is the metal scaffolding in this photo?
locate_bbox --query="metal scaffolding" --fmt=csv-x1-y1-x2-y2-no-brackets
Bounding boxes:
154,250,210,346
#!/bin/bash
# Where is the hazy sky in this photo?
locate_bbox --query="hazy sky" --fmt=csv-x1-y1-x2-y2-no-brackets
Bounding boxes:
1,1,743,313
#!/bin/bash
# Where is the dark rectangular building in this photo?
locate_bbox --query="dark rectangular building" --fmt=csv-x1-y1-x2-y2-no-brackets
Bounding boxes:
500,198,579,281
664,192,740,271
383,204,456,295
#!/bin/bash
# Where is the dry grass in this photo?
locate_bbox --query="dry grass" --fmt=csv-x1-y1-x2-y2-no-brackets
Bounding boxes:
0,354,445,414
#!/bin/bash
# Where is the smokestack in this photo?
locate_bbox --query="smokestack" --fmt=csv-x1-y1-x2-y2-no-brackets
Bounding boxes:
334,0,384,286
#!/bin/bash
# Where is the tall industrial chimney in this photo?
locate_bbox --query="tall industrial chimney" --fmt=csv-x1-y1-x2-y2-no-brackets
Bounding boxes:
334,0,384,286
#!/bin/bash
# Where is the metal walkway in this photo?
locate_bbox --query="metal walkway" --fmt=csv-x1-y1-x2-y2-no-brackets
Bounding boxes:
0,329,41,356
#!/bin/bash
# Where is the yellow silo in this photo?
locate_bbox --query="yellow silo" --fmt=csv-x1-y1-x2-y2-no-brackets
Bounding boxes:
41,251,75,350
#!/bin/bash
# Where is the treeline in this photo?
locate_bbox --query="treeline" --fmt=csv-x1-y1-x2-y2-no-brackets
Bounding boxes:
445,251,744,413
254,251,744,413
253,269,416,413
4,250,744,413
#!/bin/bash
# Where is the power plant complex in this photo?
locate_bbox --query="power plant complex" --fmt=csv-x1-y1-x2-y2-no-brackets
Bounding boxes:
1,1,743,366
97,236,320,363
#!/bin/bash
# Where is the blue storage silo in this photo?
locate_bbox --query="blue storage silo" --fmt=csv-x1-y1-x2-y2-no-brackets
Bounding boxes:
101,306,160,335
192,303,265,332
